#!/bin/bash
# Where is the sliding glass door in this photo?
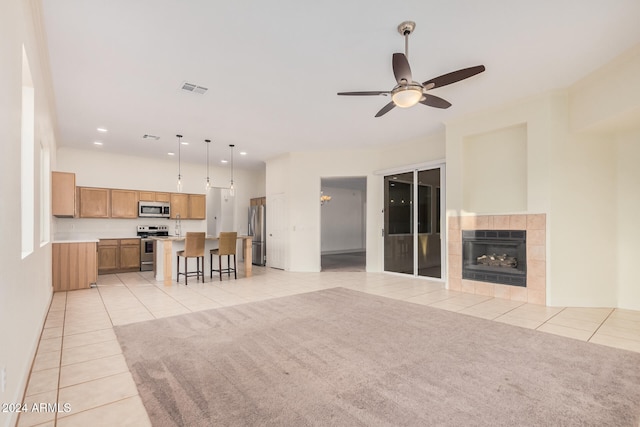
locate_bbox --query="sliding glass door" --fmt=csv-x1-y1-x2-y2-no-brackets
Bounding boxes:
384,167,442,278
384,172,414,274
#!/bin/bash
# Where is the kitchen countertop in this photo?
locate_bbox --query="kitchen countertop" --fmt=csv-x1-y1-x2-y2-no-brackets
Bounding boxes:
52,239,100,244
152,235,249,241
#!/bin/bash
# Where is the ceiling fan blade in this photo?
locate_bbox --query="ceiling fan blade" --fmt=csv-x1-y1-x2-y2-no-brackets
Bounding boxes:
375,101,396,117
422,65,486,88
337,91,389,96
420,94,452,109
392,53,412,84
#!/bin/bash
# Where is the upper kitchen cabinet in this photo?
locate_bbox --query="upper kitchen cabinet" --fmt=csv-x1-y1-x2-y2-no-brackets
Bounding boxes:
78,187,110,218
155,192,170,202
139,191,170,202
52,171,76,217
170,193,189,219
111,190,139,218
170,193,205,219
189,194,206,219
250,197,266,206
138,191,155,202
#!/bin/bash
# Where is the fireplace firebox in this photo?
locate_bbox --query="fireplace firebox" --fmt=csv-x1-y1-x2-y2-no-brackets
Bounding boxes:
462,230,527,287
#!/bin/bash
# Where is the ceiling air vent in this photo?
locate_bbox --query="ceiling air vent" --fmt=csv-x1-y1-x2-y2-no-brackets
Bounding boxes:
181,81,208,95
143,134,160,140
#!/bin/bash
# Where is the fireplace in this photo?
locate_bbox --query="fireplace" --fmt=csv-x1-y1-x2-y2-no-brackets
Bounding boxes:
462,230,527,287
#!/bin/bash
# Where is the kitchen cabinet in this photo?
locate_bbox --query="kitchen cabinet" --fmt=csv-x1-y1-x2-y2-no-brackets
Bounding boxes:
250,197,266,206
79,187,110,218
170,193,189,219
52,172,76,217
189,194,206,219
111,189,139,218
155,192,170,202
138,191,155,202
139,191,170,202
52,241,97,291
120,239,142,270
171,193,205,219
97,239,118,273
98,238,140,274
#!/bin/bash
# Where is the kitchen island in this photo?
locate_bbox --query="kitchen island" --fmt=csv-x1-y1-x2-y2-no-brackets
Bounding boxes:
153,235,252,283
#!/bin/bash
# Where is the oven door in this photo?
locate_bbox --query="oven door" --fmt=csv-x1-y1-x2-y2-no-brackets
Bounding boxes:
140,238,154,271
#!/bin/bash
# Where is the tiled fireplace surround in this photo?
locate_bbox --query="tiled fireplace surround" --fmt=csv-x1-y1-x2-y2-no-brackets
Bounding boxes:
448,214,546,305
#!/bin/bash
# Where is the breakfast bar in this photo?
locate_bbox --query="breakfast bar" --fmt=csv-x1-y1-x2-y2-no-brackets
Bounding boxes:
153,235,253,283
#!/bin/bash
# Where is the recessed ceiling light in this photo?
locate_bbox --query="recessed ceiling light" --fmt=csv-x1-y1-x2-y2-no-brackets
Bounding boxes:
168,152,175,156
181,142,189,145
97,127,108,133
93,141,103,145
220,159,228,163
240,151,247,156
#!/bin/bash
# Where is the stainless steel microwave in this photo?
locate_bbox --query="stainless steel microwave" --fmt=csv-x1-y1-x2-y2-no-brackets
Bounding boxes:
138,201,170,218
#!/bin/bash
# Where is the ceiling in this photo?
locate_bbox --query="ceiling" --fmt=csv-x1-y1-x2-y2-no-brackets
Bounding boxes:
40,1,640,170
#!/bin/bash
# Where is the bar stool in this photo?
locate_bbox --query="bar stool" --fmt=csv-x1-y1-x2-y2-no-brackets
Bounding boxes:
210,231,237,281
176,232,205,285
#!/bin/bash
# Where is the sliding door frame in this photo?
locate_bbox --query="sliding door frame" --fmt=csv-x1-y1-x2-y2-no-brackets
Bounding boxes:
376,160,446,281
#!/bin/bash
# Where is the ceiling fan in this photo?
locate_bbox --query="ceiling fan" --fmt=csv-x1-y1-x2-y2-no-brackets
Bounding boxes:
337,21,485,117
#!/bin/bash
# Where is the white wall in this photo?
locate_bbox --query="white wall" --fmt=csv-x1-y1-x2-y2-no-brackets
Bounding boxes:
320,185,366,254
265,132,446,273
615,129,640,310
463,124,528,213
0,1,58,426
54,148,265,238
445,42,640,309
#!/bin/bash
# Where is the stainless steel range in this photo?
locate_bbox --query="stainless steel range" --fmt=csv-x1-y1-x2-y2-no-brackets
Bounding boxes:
137,225,169,271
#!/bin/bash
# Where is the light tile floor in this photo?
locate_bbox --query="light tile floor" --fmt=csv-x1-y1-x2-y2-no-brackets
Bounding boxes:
17,265,640,426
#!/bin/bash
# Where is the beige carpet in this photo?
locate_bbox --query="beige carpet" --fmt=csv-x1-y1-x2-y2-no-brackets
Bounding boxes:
114,288,640,426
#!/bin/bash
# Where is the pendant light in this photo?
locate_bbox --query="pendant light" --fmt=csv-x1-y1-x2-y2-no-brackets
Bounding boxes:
176,134,183,192
229,144,235,196
205,139,211,191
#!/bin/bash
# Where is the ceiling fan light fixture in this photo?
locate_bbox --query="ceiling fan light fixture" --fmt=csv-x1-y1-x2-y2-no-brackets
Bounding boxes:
391,85,423,108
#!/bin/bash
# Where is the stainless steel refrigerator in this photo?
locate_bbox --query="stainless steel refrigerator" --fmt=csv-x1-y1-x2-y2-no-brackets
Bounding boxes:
248,205,266,266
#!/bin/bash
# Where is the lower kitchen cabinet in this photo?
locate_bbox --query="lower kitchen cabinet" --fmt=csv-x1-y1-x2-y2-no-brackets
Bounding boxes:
120,239,142,270
98,238,140,274
52,241,98,291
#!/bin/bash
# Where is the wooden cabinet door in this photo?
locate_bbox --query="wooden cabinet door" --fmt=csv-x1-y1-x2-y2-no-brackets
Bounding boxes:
138,191,155,201
155,192,170,202
189,194,206,219
98,240,118,274
119,239,141,271
79,187,110,218
52,172,76,217
111,190,139,218
170,193,189,219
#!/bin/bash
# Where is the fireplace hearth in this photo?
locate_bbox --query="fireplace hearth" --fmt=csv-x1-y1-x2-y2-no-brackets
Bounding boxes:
462,230,527,287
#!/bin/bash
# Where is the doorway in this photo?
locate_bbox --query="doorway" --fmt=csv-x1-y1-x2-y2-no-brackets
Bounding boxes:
383,166,443,278
320,177,367,272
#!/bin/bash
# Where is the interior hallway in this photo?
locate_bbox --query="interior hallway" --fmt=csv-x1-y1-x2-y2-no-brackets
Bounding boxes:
17,266,640,426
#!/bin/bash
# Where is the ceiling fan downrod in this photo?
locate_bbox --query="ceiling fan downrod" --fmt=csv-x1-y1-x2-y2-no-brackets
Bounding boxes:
397,21,415,60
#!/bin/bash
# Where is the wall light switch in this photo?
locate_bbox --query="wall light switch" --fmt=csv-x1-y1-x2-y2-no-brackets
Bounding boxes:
1,366,6,392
